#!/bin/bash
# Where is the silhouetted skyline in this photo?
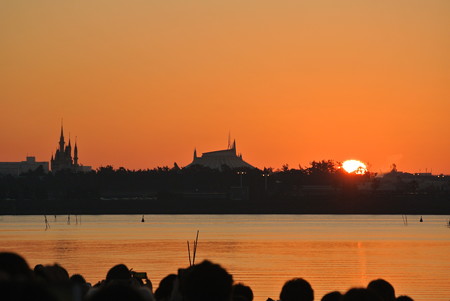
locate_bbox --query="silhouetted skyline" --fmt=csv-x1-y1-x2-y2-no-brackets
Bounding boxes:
1,1,449,173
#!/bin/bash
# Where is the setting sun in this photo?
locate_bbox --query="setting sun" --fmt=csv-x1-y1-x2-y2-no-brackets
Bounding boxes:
342,160,367,174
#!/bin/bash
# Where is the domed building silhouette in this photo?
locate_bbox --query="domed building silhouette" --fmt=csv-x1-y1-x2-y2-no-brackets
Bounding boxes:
185,139,255,170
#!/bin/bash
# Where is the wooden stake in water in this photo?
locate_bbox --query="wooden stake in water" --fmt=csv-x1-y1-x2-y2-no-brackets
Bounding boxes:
187,241,192,266
402,214,408,226
193,230,199,265
44,215,50,230
187,230,199,266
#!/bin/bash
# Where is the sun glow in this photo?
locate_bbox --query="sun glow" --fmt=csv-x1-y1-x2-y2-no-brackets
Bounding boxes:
342,160,367,174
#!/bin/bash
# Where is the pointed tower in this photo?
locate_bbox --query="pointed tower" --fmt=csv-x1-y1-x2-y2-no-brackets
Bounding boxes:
66,137,72,155
59,124,65,153
74,138,78,167
193,148,197,159
52,122,78,172
65,135,72,151
231,139,236,155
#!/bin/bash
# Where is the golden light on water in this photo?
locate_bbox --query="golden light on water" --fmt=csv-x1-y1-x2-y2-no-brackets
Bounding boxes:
342,160,367,174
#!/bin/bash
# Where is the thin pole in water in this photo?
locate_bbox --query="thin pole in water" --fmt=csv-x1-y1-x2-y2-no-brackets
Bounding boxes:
187,241,192,266
402,214,408,225
193,230,199,265
44,215,50,230
187,230,199,266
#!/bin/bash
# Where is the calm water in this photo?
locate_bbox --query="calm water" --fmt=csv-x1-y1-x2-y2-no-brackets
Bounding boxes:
1,215,450,300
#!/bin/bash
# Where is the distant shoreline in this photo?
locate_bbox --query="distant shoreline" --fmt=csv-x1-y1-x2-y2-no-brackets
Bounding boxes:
2,193,450,215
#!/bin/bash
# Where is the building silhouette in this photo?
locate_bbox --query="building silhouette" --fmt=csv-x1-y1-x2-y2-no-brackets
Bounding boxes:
0,156,49,176
50,125,91,172
185,139,255,170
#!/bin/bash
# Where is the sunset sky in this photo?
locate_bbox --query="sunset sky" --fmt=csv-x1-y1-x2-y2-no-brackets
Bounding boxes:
1,1,449,173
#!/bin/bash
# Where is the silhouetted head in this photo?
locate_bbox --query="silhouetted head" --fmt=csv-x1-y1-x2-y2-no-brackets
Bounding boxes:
396,296,414,301
33,264,70,284
88,283,147,301
71,273,90,297
279,278,314,301
342,288,382,301
154,274,177,301
367,279,395,301
33,264,45,281
106,264,131,284
233,283,254,301
0,252,33,281
70,273,87,285
47,264,69,283
180,260,233,301
34,264,44,272
321,291,342,301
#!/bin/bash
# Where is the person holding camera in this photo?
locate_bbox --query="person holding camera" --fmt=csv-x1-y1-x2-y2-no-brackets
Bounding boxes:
87,264,154,301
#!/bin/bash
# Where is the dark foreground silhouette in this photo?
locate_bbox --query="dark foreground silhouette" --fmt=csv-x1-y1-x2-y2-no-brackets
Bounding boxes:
0,252,415,301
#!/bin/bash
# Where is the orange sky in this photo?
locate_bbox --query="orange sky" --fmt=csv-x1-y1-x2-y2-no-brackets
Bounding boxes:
1,1,449,173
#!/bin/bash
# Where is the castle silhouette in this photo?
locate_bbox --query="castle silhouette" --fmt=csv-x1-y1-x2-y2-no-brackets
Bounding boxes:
50,125,91,172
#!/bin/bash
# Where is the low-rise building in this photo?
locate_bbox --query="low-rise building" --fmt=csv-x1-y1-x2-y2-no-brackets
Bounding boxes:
0,156,49,176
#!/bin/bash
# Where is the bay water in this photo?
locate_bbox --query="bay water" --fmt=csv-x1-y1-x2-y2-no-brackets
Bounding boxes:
1,214,449,300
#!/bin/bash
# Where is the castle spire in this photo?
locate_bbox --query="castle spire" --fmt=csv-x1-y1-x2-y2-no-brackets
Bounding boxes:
65,132,72,156
74,137,78,167
59,120,65,152
60,118,64,137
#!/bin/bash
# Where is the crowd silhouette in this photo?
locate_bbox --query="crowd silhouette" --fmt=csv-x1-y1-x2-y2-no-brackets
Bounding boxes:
0,252,415,301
